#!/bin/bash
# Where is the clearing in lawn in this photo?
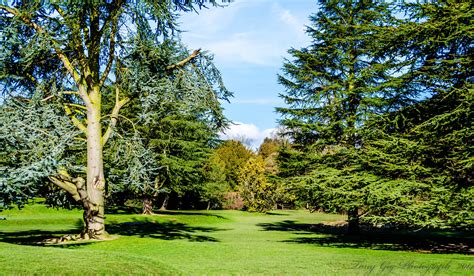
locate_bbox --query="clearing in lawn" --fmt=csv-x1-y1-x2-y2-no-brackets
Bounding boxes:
0,204,472,275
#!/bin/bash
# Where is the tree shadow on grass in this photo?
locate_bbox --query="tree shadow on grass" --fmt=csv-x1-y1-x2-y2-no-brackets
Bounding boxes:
0,217,223,246
155,210,227,220
0,219,84,245
106,217,223,242
0,229,82,245
258,220,474,254
265,212,289,216
106,207,227,219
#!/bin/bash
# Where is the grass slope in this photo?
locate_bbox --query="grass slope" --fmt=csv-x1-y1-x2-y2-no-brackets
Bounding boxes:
0,204,472,275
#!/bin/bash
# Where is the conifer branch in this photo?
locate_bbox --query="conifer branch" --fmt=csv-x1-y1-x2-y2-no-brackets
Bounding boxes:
0,5,82,85
98,0,124,38
52,4,92,86
167,49,201,71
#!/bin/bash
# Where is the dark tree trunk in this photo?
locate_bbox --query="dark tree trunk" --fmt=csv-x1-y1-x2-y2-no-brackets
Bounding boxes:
347,207,360,234
160,194,170,210
142,197,154,215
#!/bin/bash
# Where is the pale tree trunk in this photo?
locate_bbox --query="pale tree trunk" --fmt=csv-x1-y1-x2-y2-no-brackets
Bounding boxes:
160,194,170,210
83,87,107,239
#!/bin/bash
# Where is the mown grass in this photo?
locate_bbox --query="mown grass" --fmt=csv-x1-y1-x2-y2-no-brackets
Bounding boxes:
0,204,472,275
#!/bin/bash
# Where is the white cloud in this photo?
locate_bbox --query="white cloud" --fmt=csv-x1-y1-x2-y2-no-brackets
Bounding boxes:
179,0,256,38
271,3,308,41
205,32,280,66
220,122,277,149
180,1,311,67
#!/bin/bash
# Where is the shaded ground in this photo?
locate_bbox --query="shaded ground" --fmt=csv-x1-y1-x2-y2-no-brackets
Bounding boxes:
258,220,474,254
0,229,81,245
0,217,223,245
107,218,223,242
155,210,227,219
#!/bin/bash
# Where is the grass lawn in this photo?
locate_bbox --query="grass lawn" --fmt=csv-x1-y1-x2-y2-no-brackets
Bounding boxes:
0,204,472,275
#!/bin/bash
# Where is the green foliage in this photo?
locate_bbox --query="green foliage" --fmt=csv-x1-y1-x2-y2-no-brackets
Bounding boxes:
211,140,254,190
0,1,231,214
358,1,473,229
277,0,473,230
103,38,231,209
0,90,83,209
258,137,282,174
277,1,401,149
238,156,275,212
277,0,400,225
200,152,231,209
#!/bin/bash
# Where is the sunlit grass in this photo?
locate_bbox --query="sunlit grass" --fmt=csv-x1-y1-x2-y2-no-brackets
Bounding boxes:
0,204,472,275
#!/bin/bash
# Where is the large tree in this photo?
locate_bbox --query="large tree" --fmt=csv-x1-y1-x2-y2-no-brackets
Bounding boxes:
277,0,472,232
277,0,400,233
105,39,231,213
0,0,228,239
356,0,473,229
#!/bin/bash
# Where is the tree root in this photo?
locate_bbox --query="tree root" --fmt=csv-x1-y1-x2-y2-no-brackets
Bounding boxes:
40,233,116,245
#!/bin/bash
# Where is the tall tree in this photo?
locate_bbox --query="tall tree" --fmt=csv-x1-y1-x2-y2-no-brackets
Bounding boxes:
0,0,227,239
277,0,473,232
356,0,473,229
277,0,399,233
105,39,231,214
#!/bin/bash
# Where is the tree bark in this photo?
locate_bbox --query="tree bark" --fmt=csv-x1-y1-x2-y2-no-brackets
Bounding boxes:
84,87,107,239
347,207,360,234
142,197,154,215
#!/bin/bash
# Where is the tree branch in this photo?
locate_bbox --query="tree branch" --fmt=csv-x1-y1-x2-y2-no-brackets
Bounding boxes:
99,14,120,87
52,4,92,84
49,170,87,202
64,105,88,135
166,49,202,71
65,103,88,110
61,91,81,96
0,5,82,84
97,0,124,38
102,86,130,145
49,176,81,201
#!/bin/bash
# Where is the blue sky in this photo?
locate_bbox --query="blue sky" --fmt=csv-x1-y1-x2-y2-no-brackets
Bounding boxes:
179,0,316,147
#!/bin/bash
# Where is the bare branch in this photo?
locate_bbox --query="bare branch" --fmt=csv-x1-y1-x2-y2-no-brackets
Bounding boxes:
64,105,88,135
41,95,54,102
61,91,81,96
166,49,202,71
49,170,87,202
49,176,81,201
65,103,88,110
99,15,119,87
102,86,130,145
